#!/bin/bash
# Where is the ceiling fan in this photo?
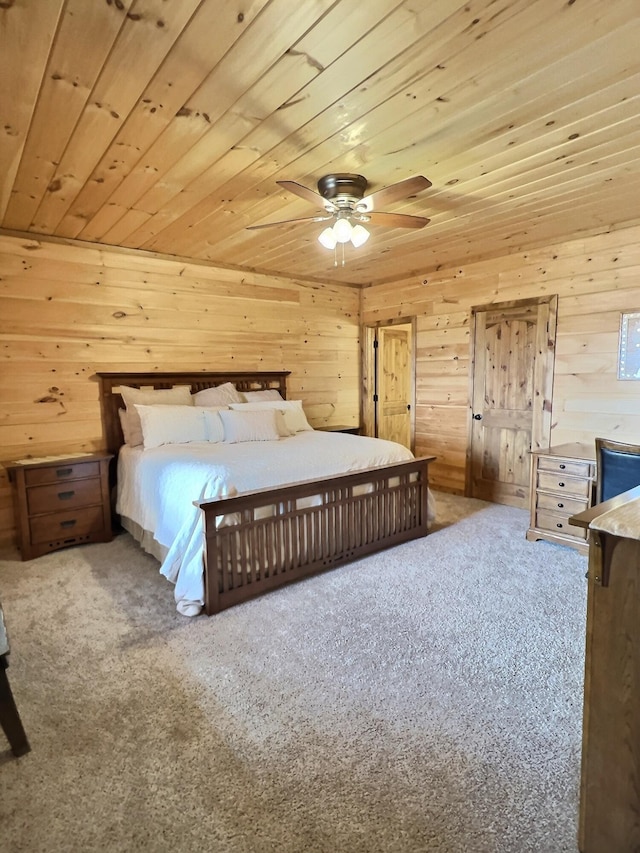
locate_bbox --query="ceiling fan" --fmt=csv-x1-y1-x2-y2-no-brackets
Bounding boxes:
246,174,432,250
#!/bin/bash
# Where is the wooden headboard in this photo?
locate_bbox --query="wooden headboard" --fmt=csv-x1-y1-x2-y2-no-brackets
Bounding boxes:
96,371,290,455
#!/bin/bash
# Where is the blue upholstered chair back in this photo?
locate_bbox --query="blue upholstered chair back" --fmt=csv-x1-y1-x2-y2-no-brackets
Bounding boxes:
596,437,640,503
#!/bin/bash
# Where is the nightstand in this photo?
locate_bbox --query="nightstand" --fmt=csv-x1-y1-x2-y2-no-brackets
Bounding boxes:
3,453,113,561
316,424,361,435
526,443,596,554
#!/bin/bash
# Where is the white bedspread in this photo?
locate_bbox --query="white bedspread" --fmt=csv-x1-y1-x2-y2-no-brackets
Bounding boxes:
117,432,430,615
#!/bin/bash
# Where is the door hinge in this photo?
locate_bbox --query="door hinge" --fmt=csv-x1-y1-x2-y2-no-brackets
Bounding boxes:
373,339,379,349
373,394,379,402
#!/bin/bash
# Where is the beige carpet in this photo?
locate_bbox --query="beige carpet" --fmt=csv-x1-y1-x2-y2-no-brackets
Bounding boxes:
0,493,587,853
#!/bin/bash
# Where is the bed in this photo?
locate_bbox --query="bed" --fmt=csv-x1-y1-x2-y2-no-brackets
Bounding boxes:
97,371,435,616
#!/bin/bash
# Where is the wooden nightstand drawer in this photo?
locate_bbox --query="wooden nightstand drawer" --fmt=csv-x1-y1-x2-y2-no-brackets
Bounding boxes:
24,460,100,486
29,505,106,545
537,471,591,499
26,478,103,515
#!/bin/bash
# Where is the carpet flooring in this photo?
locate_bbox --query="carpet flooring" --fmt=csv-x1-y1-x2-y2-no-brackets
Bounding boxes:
0,493,588,853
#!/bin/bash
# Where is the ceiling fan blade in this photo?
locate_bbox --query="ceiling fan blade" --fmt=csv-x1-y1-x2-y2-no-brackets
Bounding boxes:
364,211,430,229
358,175,432,212
276,180,336,212
246,214,333,231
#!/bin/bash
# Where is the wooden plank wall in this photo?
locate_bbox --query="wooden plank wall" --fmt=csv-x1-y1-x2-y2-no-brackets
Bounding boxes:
0,234,360,547
362,223,640,495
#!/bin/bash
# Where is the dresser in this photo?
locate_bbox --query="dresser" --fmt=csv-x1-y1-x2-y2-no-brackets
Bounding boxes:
3,453,113,561
526,443,596,554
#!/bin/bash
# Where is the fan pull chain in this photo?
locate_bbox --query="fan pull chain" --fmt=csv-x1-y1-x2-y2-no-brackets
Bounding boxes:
332,243,347,267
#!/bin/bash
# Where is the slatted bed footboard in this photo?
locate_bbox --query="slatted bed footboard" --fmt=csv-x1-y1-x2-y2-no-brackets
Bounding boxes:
196,456,435,614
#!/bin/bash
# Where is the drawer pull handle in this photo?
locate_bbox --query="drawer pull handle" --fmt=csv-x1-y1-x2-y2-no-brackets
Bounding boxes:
558,482,565,488
559,463,566,469
56,467,73,477
556,522,563,529
60,519,77,529
57,490,75,501
557,502,564,508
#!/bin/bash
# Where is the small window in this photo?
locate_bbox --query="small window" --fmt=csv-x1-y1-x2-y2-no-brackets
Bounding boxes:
618,312,640,380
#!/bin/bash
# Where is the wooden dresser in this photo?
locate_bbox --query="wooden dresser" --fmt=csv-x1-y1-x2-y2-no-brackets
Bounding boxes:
526,443,596,554
3,453,113,560
570,487,640,853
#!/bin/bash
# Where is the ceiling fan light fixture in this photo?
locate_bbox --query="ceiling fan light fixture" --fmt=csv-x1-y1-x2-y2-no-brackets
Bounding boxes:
350,223,370,247
333,217,353,243
318,227,337,249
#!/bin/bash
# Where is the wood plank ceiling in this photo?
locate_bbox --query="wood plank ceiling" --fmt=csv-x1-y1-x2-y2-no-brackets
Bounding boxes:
1,0,639,287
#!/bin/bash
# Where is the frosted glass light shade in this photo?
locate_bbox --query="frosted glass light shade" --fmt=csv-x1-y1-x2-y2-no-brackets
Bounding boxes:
318,218,369,251
318,227,337,249
333,217,353,243
350,224,370,247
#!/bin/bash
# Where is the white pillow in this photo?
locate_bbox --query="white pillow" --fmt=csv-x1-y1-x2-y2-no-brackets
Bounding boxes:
119,384,192,445
118,408,143,447
241,389,284,402
281,402,313,434
202,408,226,443
229,400,312,434
224,403,291,436
219,409,280,443
135,404,208,449
120,384,192,409
192,382,244,406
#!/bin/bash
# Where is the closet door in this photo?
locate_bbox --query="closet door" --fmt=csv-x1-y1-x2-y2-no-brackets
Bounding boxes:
377,323,413,450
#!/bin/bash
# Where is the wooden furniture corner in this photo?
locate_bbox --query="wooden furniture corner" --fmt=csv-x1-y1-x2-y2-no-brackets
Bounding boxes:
0,606,30,757
570,487,640,853
315,424,361,435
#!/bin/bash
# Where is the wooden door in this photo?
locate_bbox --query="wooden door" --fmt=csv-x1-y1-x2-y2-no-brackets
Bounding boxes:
468,297,556,507
377,323,413,450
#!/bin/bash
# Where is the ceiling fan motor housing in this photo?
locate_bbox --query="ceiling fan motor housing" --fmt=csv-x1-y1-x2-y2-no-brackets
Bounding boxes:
317,174,368,205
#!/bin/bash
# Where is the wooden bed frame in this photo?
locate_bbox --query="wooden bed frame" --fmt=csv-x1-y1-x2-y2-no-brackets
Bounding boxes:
96,371,435,615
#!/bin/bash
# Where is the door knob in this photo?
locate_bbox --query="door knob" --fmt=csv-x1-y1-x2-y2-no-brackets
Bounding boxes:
473,414,482,420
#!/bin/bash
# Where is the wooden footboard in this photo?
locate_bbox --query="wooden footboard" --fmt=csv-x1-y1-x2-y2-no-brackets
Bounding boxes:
196,456,435,614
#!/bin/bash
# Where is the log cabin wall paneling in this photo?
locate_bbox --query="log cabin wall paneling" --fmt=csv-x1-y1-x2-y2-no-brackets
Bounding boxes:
0,234,360,548
362,223,640,494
